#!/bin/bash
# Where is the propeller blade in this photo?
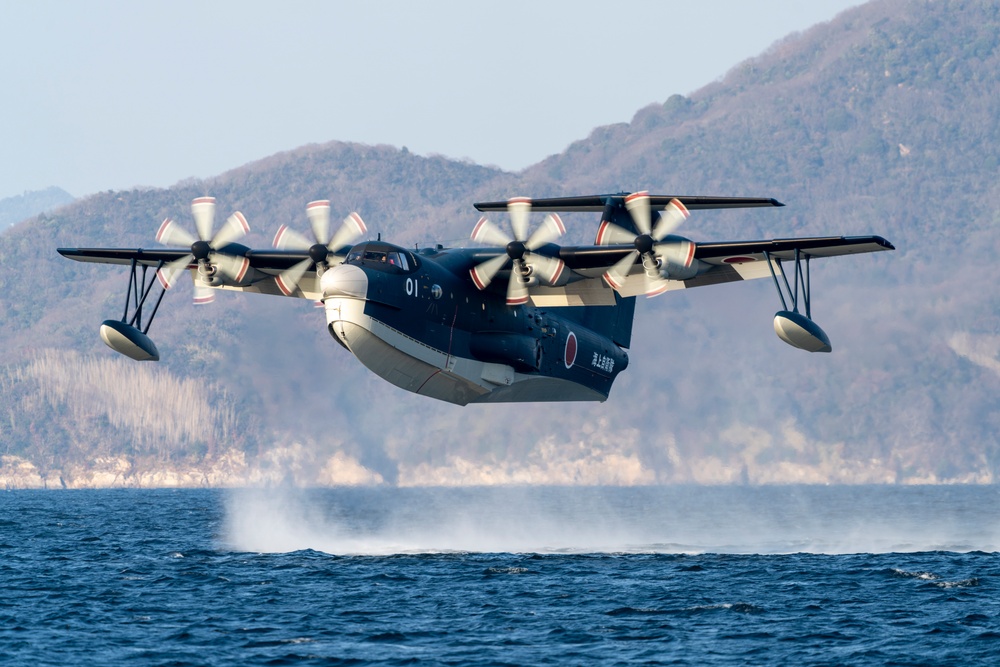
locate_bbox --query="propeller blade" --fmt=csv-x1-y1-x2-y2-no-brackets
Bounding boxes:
526,253,566,286
470,216,512,246
272,225,313,250
525,213,566,250
651,198,690,241
156,218,196,247
624,191,652,235
211,253,251,283
328,212,367,253
211,211,250,247
655,239,696,273
274,258,312,296
595,220,638,246
507,197,531,241
469,253,509,290
644,273,670,297
506,270,530,306
157,254,194,289
306,200,332,245
604,250,639,291
191,197,217,242
193,282,215,305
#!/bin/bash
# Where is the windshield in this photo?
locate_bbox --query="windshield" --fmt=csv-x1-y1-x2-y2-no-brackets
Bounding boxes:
346,245,415,272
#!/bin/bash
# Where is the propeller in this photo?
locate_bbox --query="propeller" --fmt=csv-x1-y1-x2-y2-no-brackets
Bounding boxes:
468,196,567,306
155,196,251,305
595,191,693,297
271,200,367,296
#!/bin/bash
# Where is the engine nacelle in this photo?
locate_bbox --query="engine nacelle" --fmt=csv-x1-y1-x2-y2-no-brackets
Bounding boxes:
773,311,832,353
99,319,160,361
656,235,700,281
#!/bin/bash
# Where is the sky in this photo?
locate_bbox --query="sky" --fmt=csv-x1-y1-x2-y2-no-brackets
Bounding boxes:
0,0,862,200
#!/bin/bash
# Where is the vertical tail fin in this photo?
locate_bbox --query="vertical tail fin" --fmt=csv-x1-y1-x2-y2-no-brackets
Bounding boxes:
562,292,636,349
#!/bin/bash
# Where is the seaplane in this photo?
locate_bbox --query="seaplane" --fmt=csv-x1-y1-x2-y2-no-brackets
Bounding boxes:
58,192,894,405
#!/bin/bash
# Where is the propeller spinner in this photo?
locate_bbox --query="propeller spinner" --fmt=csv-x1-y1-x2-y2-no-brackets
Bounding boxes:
155,196,251,304
596,191,694,297
469,197,567,306
271,200,367,296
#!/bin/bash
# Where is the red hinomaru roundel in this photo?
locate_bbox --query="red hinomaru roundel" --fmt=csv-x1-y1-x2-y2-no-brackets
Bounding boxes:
564,331,578,369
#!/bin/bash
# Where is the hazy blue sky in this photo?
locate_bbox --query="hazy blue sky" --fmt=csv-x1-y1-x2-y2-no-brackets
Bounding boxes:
1,0,862,200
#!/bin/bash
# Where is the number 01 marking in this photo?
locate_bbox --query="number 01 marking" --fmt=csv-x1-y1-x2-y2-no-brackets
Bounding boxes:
406,277,417,296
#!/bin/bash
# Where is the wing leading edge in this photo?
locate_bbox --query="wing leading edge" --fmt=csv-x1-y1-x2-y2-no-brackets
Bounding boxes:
57,247,313,272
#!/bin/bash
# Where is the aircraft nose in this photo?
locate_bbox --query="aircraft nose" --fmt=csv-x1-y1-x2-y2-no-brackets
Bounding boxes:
321,263,368,299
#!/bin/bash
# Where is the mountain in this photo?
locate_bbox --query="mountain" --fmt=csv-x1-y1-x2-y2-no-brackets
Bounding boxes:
2,0,998,488
0,187,74,233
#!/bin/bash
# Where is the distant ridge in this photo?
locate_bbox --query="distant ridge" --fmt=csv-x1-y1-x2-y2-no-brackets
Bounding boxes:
0,187,75,232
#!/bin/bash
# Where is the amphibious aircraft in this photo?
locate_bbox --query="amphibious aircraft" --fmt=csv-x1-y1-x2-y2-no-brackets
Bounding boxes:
58,192,894,405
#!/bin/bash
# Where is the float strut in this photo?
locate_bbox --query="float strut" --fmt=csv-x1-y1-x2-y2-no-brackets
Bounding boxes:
120,259,167,334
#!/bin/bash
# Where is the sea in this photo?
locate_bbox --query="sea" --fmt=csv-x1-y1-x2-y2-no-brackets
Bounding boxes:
2,485,999,666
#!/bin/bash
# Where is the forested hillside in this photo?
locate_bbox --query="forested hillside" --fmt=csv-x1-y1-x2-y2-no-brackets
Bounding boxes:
2,0,998,488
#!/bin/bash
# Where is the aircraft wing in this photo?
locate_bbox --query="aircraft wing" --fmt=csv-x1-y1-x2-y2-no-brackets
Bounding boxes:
61,234,894,306
57,247,309,271
471,193,892,302
519,234,894,305
58,247,192,266
693,235,895,260
57,247,320,298
666,235,894,295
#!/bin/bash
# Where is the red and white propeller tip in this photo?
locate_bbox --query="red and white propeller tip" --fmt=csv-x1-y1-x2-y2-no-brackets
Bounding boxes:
600,195,693,297
154,196,250,304
271,201,368,296
468,197,567,306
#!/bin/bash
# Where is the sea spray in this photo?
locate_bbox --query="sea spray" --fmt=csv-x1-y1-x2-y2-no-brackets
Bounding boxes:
223,485,1000,555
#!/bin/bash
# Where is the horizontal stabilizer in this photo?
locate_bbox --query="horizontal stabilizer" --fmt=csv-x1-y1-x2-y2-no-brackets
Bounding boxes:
475,193,784,213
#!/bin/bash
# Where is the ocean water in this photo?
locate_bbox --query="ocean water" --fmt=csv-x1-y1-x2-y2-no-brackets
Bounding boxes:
2,485,999,665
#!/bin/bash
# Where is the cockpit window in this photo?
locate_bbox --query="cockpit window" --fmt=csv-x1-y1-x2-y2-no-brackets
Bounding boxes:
345,245,417,272
387,251,409,270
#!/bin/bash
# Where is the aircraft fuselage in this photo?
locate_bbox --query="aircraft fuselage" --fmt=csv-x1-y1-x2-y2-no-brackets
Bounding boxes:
320,241,629,405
